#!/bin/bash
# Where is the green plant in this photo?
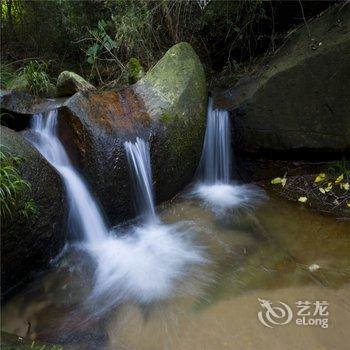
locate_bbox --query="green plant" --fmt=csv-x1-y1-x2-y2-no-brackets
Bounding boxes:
0,61,17,89
22,60,52,95
328,160,350,180
0,149,37,219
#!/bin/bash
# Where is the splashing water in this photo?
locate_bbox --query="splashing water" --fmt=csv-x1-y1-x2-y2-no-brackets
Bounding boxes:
194,98,265,213
29,111,206,310
87,137,206,309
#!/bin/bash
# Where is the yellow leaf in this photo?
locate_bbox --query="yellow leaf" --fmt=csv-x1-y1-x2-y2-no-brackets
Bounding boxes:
298,196,308,203
271,177,283,184
319,188,326,194
325,184,332,192
340,182,349,191
314,173,326,183
335,174,344,184
347,202,350,208
271,177,287,186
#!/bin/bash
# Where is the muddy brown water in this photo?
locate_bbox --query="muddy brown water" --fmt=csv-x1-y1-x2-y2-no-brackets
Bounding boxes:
2,192,350,350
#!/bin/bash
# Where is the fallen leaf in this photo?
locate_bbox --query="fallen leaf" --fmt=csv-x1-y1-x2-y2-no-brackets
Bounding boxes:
271,177,283,184
314,173,326,183
340,182,349,191
347,202,350,208
319,187,326,194
333,199,339,205
271,177,287,186
298,196,308,203
325,183,333,192
335,174,344,184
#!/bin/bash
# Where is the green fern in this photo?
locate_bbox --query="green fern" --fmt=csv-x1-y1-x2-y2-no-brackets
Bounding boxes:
0,149,37,219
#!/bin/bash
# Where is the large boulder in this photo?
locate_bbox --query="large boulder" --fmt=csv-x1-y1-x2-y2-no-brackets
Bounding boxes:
215,5,350,155
56,71,96,97
1,127,66,297
58,42,207,223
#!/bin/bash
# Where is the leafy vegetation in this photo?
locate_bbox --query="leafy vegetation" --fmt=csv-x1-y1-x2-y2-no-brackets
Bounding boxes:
1,0,333,90
0,149,37,219
329,160,350,181
1,60,53,96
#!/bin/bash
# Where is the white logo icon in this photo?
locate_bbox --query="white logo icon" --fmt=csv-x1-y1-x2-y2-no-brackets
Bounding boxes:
258,298,293,328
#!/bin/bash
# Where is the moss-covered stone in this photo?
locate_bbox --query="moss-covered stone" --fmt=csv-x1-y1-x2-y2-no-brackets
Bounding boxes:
134,42,207,203
58,42,207,223
56,71,95,97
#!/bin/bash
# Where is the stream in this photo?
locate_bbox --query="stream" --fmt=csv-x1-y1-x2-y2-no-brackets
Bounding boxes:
2,194,350,349
2,101,350,349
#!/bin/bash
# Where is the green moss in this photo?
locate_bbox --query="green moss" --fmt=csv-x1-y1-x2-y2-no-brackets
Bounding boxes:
159,112,172,124
134,42,207,122
128,57,145,83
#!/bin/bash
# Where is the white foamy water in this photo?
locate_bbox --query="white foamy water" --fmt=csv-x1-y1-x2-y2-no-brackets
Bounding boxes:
194,98,266,213
88,222,206,310
29,113,206,309
194,182,266,215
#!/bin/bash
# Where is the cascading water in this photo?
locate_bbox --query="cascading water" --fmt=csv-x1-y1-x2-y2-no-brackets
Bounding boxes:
29,110,108,243
124,137,156,222
29,110,204,311
201,98,231,184
88,137,206,310
194,98,265,214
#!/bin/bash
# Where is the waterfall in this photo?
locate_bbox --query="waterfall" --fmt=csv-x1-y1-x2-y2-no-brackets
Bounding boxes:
29,110,108,243
194,98,266,214
124,137,156,222
28,110,205,309
201,98,231,184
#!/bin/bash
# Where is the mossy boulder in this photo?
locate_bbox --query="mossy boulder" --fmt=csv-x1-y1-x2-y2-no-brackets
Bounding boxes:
1,127,66,298
58,42,207,223
133,42,207,204
215,5,350,155
56,71,95,97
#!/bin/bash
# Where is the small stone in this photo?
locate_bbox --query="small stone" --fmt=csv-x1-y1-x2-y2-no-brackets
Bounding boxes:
308,263,320,272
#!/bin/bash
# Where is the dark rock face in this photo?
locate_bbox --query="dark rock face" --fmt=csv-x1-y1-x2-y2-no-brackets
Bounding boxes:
1,127,66,297
58,89,150,222
215,6,350,156
58,42,207,223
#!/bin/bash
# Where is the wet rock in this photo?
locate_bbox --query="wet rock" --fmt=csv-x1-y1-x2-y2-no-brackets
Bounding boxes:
0,90,66,130
56,71,95,97
1,127,66,298
58,42,207,223
215,6,350,155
